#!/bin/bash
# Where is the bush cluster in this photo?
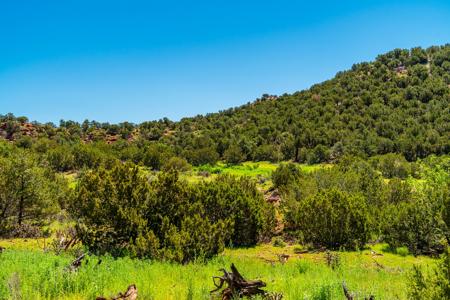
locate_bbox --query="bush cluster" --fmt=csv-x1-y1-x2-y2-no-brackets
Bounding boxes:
72,162,274,262
279,155,450,253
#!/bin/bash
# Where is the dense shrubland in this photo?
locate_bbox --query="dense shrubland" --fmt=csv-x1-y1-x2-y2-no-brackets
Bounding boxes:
276,155,450,255
2,45,450,167
1,134,449,262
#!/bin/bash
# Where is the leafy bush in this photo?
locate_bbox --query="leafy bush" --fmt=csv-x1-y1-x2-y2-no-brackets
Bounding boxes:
184,147,219,166
223,143,246,164
272,163,301,189
396,246,410,257
272,237,286,248
46,146,75,172
383,189,448,256
288,189,371,249
162,156,191,172
371,153,411,178
409,248,450,299
196,175,275,247
73,163,271,262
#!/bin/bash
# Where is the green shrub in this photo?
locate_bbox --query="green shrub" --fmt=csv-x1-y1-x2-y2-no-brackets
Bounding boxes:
295,260,310,274
196,175,275,247
396,246,410,257
162,156,191,172
293,245,306,254
73,164,270,262
272,237,286,248
272,163,301,188
408,247,450,299
223,143,246,164
383,188,448,256
371,153,411,179
289,189,371,249
46,146,75,172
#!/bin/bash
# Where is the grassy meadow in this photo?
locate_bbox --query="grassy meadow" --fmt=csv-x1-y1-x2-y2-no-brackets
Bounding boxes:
0,239,436,300
181,161,330,189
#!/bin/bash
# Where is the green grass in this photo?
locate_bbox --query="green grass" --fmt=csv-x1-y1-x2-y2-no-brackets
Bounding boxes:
182,161,330,189
0,242,436,300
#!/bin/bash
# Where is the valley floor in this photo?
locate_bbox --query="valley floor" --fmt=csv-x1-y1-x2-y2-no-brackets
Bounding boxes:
0,239,436,300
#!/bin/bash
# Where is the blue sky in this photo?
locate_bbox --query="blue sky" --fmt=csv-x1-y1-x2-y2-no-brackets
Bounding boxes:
1,0,449,124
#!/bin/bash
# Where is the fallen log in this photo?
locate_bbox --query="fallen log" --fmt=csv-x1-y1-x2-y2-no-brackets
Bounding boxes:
65,253,87,272
96,284,138,300
211,263,282,299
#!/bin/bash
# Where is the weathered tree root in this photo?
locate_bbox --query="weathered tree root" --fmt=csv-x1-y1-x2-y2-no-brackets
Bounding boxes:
211,263,282,299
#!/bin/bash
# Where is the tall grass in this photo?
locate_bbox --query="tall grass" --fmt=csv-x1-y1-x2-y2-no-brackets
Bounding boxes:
0,244,436,299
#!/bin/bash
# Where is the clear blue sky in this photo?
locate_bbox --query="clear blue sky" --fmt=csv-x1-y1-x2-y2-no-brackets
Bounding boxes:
1,0,449,124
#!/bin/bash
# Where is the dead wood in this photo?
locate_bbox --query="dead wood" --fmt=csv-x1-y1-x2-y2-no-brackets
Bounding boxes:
372,257,385,270
342,281,354,300
342,281,374,300
211,263,281,299
259,257,276,266
96,284,138,300
277,254,289,264
66,253,86,272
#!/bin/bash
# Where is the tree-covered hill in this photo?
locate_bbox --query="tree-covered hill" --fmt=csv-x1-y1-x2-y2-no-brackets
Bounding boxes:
2,45,449,165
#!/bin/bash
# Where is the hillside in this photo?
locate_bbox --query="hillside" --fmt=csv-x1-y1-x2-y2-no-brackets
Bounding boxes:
1,45,450,300
1,45,449,166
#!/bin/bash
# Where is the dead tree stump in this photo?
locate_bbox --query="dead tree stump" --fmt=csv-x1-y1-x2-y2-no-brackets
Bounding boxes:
211,263,282,299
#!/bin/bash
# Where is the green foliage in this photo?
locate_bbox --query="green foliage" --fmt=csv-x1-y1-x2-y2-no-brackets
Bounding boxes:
162,156,191,172
46,145,75,172
371,153,411,178
73,164,270,262
141,143,173,170
196,175,275,247
0,150,65,236
307,145,330,164
0,245,431,300
409,248,450,299
73,162,158,257
2,45,450,165
223,143,246,164
272,162,302,188
184,147,219,166
72,144,104,169
383,188,448,256
290,189,371,249
396,247,410,257
272,237,286,248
